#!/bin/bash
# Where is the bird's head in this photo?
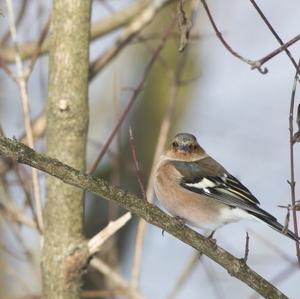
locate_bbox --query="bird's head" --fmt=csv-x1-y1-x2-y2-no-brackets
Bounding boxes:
165,133,206,161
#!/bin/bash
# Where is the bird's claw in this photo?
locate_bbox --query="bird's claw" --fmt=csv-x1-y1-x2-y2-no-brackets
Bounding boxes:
206,231,217,248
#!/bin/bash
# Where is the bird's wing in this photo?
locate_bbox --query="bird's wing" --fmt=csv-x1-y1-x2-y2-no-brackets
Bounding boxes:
171,157,276,220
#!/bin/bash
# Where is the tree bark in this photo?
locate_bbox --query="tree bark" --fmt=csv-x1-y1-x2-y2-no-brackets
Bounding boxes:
42,1,91,298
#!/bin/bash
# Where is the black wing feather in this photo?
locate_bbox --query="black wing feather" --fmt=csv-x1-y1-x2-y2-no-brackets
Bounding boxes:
173,160,273,219
172,160,299,241
182,179,275,219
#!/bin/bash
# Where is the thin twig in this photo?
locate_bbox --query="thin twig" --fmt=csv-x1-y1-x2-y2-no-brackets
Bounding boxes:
177,0,192,52
293,103,300,142
200,0,300,73
249,0,299,73
200,0,300,74
287,59,300,265
86,16,177,174
200,0,267,74
281,205,291,235
254,34,300,71
5,0,43,232
0,0,28,45
0,55,14,77
243,232,250,262
128,127,147,201
109,68,122,220
131,32,206,44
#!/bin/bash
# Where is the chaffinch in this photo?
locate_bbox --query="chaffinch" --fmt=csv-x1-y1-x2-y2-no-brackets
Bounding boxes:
154,133,299,241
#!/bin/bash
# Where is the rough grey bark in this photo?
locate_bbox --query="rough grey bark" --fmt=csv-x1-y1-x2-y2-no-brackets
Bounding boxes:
42,1,91,298
0,137,289,299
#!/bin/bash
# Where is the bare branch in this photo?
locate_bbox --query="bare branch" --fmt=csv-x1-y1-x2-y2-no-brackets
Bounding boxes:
255,34,300,71
5,0,43,231
243,232,250,263
0,0,29,46
288,59,300,265
177,0,192,52
200,0,267,74
293,103,300,142
0,136,290,299
249,0,299,73
128,127,147,201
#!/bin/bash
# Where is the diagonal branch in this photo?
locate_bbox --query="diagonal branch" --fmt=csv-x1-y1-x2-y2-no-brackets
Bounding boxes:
0,136,289,299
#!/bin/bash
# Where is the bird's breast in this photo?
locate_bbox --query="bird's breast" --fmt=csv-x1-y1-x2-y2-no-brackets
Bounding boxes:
154,160,227,231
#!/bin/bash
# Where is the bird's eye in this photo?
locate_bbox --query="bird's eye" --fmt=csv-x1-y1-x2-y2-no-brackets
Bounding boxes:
193,145,198,150
188,144,193,151
172,142,178,147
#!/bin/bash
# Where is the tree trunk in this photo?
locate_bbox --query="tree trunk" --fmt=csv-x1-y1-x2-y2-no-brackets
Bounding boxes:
42,1,91,298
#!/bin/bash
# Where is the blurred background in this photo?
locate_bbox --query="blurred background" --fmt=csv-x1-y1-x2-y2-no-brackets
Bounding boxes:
0,0,300,298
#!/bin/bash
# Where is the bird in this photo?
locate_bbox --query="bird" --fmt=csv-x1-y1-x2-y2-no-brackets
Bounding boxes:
154,132,299,241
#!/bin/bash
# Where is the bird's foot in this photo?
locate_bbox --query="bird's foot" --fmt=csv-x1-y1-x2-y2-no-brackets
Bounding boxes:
206,230,217,248
207,230,215,239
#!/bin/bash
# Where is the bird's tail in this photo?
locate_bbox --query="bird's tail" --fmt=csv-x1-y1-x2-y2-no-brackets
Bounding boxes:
253,213,299,242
